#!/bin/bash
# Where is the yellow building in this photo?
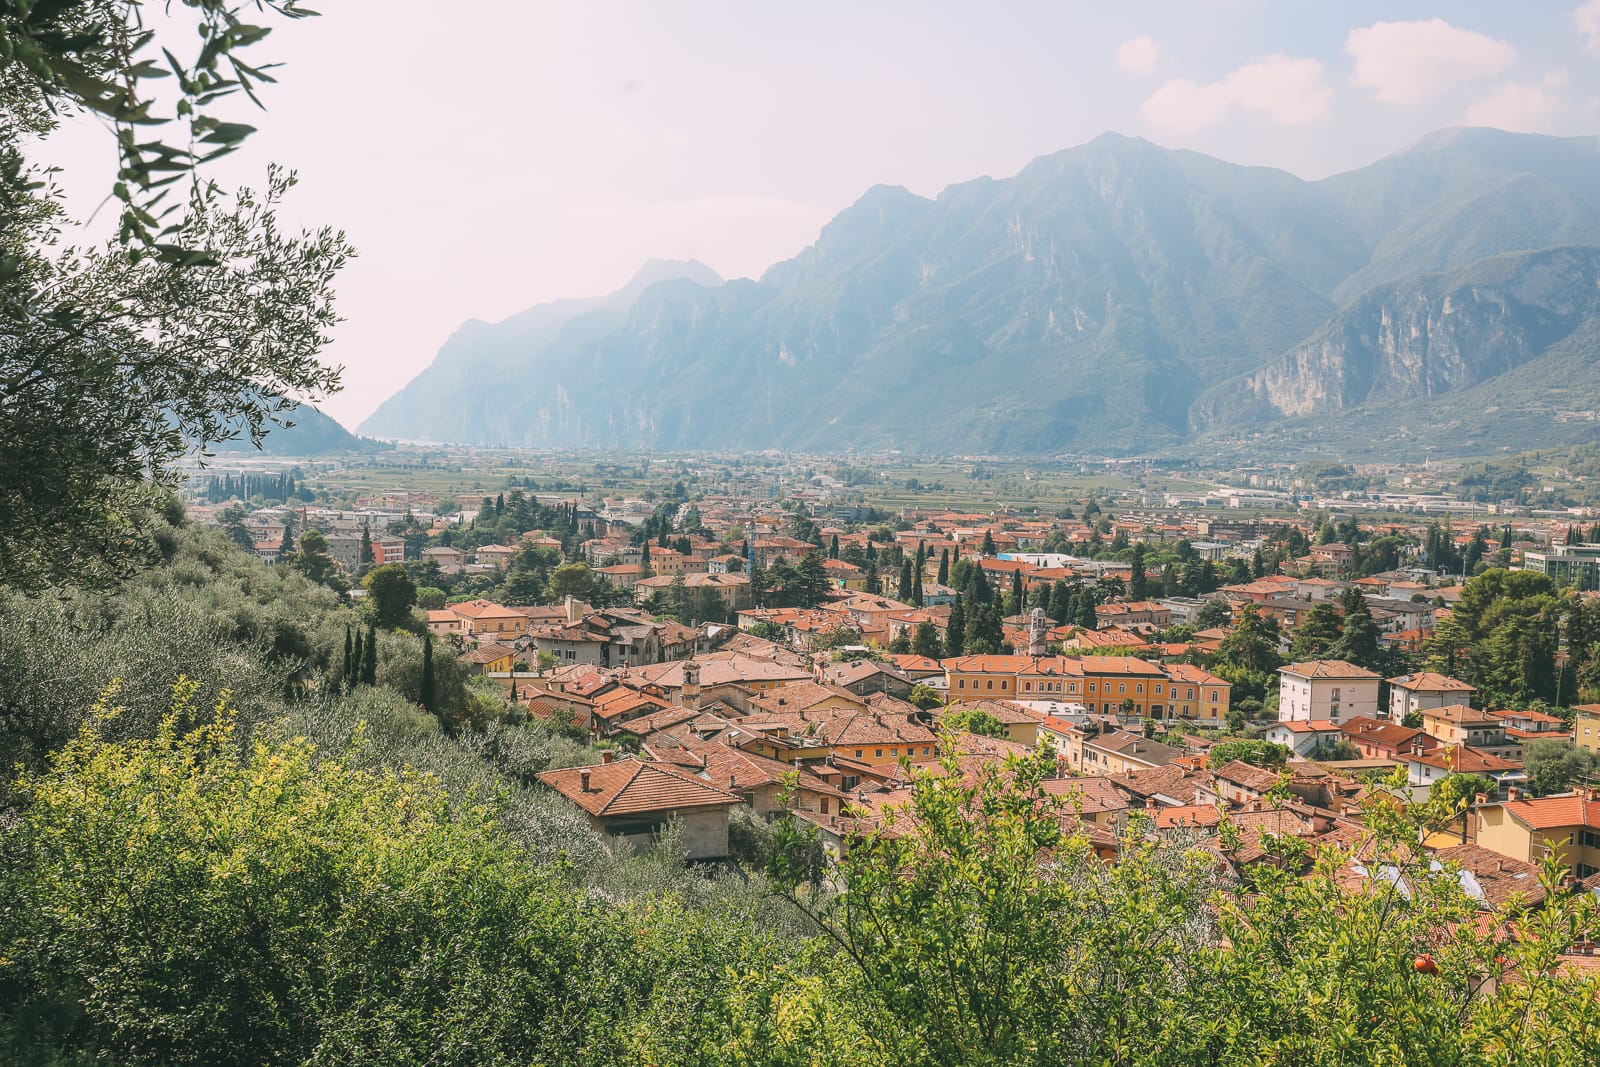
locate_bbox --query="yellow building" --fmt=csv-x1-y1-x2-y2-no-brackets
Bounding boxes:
1573,704,1600,755
949,654,1231,722
1475,788,1600,878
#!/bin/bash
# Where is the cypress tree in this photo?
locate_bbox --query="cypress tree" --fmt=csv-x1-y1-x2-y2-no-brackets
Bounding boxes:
1011,569,1023,608
350,629,364,688
981,530,997,557
898,559,914,602
363,623,378,686
359,525,373,566
342,625,353,686
420,634,437,713
938,548,950,586
945,596,966,658
829,534,840,559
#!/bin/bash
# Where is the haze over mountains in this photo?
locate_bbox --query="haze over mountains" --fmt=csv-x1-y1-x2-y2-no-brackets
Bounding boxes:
360,128,1600,457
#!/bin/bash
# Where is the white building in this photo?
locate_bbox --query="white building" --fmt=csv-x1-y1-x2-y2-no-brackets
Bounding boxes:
1387,672,1477,724
1277,660,1381,724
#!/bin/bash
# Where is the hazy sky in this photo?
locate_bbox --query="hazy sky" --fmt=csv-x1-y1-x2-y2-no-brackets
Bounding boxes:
35,2,1600,427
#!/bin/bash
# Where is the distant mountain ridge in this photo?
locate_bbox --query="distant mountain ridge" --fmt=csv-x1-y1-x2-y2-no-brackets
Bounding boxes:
211,404,366,456
362,128,1600,456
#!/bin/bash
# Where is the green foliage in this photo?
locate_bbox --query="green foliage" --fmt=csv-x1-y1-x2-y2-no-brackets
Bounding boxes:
943,708,1008,738
1430,773,1499,813
0,682,791,1066
1208,738,1291,769
363,563,417,629
1524,738,1599,797
907,684,945,711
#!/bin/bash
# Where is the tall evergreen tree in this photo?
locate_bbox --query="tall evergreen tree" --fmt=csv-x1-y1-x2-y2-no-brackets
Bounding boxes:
341,625,352,692
980,530,997,557
359,526,374,567
1128,545,1148,601
829,534,840,559
362,623,378,686
945,596,966,658
279,515,295,557
420,634,437,713
349,629,364,689
1011,570,1024,609
938,548,950,586
898,559,914,603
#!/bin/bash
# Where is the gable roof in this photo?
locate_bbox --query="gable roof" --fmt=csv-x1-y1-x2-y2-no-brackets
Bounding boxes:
537,758,738,817
1388,671,1476,694
1280,660,1382,681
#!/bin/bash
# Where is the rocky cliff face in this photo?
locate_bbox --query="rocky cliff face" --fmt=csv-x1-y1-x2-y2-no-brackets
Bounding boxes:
1193,247,1600,429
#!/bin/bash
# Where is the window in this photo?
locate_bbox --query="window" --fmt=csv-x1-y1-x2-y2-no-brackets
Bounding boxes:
1210,692,1219,702
1118,683,1126,694
875,749,883,758
922,747,931,756
986,680,993,690
958,679,966,689
1582,830,1600,850
1187,688,1196,700
855,749,863,759
1136,684,1144,694
1069,682,1079,693
889,748,898,756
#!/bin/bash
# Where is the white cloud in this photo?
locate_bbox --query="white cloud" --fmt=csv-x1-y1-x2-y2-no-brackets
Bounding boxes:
1141,55,1332,130
1578,1,1600,56
1346,19,1516,105
1117,35,1162,76
1465,80,1568,132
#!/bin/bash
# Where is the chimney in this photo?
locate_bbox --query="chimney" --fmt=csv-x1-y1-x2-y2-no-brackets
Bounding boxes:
565,595,580,625
601,750,614,764
1507,785,1522,802
728,774,737,791
579,769,592,791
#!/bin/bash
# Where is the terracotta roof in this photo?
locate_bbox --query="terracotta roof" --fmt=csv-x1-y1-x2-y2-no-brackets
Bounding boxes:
1280,660,1382,680
1155,804,1226,829
1211,759,1284,794
1271,719,1342,734
449,599,525,620
1499,793,1600,831
460,642,517,664
537,758,738,817
747,682,868,716
1388,672,1476,693
1421,704,1500,726
1432,843,1547,909
1406,746,1521,774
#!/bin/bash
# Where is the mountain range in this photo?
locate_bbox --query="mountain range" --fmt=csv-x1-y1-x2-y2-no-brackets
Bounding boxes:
360,127,1600,457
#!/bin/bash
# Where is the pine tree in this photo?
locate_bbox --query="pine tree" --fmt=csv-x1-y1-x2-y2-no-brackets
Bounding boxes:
938,548,950,586
362,623,378,686
981,530,997,557
420,634,437,713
